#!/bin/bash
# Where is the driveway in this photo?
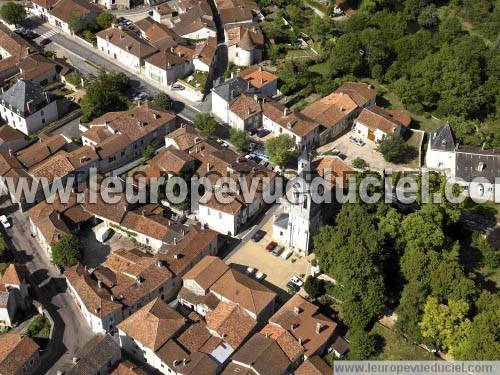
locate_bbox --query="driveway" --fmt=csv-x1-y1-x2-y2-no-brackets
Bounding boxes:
225,213,310,302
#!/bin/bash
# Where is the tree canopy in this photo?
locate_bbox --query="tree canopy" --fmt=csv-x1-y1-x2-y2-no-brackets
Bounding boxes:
96,12,116,29
229,128,248,152
265,135,295,166
153,93,173,110
51,235,80,270
0,2,25,25
80,72,130,122
194,113,218,138
377,135,414,164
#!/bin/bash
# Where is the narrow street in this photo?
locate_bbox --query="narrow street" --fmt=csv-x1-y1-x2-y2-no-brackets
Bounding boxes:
0,197,94,374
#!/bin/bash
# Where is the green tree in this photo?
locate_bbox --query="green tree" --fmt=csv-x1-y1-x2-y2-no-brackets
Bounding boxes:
330,33,363,75
229,128,248,152
314,204,387,331
452,291,500,360
303,276,324,298
0,2,25,25
153,93,173,110
68,14,84,34
265,135,294,166
348,329,380,359
96,12,116,29
80,72,129,122
51,235,80,269
143,146,156,161
194,113,218,138
0,234,8,256
419,297,472,353
377,135,414,164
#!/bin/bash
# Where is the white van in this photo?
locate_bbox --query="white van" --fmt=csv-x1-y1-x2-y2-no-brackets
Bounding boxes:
95,226,111,243
281,249,292,260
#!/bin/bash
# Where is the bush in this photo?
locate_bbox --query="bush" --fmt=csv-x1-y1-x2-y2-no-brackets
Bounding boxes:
143,146,156,161
352,157,367,169
65,72,82,87
25,315,51,339
194,113,218,137
304,276,325,298
153,93,173,110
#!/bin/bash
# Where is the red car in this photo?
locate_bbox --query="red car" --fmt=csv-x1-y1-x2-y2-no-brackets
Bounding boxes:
266,241,278,252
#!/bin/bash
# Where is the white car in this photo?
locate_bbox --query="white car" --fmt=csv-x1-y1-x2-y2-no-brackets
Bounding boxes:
245,267,255,275
289,275,303,287
254,271,265,281
281,249,292,259
0,215,11,229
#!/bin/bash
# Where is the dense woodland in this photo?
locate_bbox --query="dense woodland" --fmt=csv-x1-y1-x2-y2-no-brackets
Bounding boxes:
259,0,499,147
313,172,500,360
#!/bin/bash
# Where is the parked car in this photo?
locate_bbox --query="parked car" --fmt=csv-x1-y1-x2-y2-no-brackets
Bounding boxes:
247,142,256,152
250,155,261,164
172,83,185,90
330,148,340,155
40,38,52,46
254,271,265,281
349,136,365,146
272,246,284,257
0,215,10,229
245,267,255,275
256,129,270,138
338,153,347,160
281,249,292,259
286,275,303,292
248,128,257,136
251,229,266,242
266,241,278,252
259,160,269,168
221,141,229,148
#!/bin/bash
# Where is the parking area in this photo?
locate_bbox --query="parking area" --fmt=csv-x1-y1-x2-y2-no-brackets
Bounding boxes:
318,131,420,172
225,215,310,301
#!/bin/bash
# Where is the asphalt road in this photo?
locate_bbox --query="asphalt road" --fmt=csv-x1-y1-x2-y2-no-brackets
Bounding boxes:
0,197,94,374
30,22,207,122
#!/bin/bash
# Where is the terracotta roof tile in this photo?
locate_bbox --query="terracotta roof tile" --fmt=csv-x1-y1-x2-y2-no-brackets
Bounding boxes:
336,82,376,107
0,333,39,375
205,301,256,348
96,27,158,59
49,0,100,24
240,66,277,89
301,91,358,129
263,101,320,138
356,105,405,134
117,298,185,351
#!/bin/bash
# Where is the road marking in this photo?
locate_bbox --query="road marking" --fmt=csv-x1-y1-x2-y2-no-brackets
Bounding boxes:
40,29,58,39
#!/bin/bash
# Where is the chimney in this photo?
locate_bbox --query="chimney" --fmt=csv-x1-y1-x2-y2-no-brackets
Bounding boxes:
170,47,174,53
172,360,180,368
45,92,50,104
207,162,211,171
290,323,297,331
294,306,301,315
97,279,102,288
8,148,12,156
283,107,288,117
157,260,163,268
183,358,188,366
56,212,61,221
177,51,181,57
110,295,115,301
298,337,303,345
315,322,322,334
259,65,263,72
72,357,79,364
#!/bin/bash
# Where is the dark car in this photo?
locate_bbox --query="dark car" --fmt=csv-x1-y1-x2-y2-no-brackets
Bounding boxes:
248,128,257,136
251,230,266,242
256,129,270,138
40,38,52,46
266,241,278,252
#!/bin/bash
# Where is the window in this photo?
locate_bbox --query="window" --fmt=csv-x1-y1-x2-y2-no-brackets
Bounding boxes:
207,208,211,215
219,212,222,219
42,118,45,124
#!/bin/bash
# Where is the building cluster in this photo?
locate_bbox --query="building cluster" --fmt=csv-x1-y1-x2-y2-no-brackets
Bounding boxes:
59,254,347,374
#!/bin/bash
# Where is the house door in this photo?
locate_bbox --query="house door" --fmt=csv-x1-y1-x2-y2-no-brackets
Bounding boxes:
368,130,375,141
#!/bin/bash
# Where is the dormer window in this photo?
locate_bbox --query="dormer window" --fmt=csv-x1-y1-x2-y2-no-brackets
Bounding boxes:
441,139,447,146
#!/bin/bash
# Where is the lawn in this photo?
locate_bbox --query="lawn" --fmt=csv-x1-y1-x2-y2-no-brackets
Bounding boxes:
404,129,425,168
370,324,436,360
283,48,318,61
308,62,331,77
